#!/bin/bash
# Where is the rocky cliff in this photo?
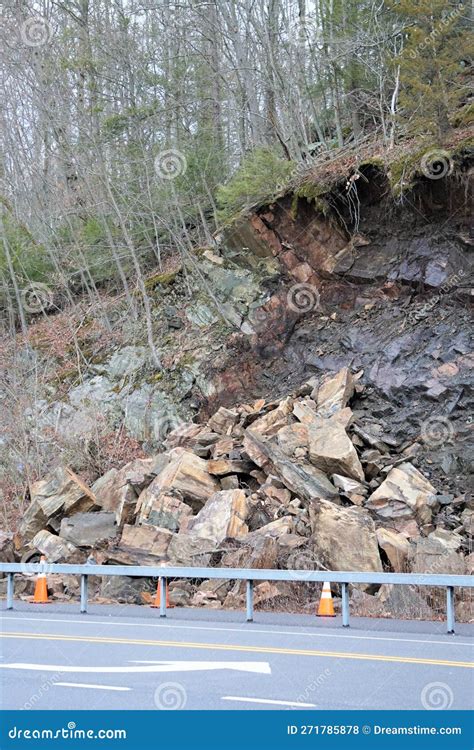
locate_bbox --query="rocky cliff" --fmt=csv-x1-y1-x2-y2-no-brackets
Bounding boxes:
1,136,472,619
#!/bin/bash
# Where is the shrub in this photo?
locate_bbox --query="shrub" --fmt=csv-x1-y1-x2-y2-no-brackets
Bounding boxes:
216,147,294,223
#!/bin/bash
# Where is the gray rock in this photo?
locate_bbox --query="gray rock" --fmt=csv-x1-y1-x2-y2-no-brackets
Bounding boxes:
185,302,218,327
409,537,465,575
60,512,117,547
69,375,117,409
99,575,153,604
106,346,149,380
377,584,433,619
167,534,215,567
169,587,192,606
123,385,182,443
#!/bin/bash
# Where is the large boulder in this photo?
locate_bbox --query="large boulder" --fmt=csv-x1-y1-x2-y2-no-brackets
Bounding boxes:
221,535,279,570
143,494,193,532
221,534,280,603
310,501,382,573
136,450,219,519
277,422,309,458
92,468,135,526
365,463,437,526
428,528,463,552
19,467,97,541
118,523,173,559
30,529,78,562
308,421,364,482
187,490,248,545
99,575,154,604
93,455,169,526
376,584,434,619
207,407,239,434
409,537,465,575
60,512,117,547
167,533,215,567
243,430,338,502
376,527,411,572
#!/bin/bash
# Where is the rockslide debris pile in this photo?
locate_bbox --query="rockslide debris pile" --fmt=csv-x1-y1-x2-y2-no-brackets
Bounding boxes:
3,367,473,619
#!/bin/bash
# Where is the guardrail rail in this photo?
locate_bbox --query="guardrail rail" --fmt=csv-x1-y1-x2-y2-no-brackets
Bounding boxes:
1,562,472,633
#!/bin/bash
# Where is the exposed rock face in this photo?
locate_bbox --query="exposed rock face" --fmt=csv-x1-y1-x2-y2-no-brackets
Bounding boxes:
2,147,472,623
188,490,248,544
365,463,437,527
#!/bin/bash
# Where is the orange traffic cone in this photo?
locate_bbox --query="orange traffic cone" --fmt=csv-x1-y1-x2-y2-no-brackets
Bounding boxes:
151,577,174,609
317,581,335,617
33,556,49,604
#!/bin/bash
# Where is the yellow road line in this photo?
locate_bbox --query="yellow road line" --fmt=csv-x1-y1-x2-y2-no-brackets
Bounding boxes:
1,631,472,669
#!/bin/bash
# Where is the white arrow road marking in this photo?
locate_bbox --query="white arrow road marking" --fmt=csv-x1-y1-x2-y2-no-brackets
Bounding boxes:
55,683,131,692
128,660,271,673
222,696,317,707
0,661,271,675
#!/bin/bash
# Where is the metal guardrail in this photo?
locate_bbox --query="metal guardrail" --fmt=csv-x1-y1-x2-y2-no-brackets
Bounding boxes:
1,562,472,634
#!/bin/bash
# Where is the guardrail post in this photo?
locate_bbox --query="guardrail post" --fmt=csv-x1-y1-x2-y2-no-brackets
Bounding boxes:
341,583,350,627
159,576,167,618
7,573,14,610
446,586,455,634
246,579,254,622
80,574,88,614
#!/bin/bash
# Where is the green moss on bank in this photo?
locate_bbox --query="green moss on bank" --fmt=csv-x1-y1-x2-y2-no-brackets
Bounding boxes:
144,269,180,290
389,134,474,197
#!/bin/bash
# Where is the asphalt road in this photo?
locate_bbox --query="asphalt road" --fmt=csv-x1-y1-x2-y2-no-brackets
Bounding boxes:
1,604,472,711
